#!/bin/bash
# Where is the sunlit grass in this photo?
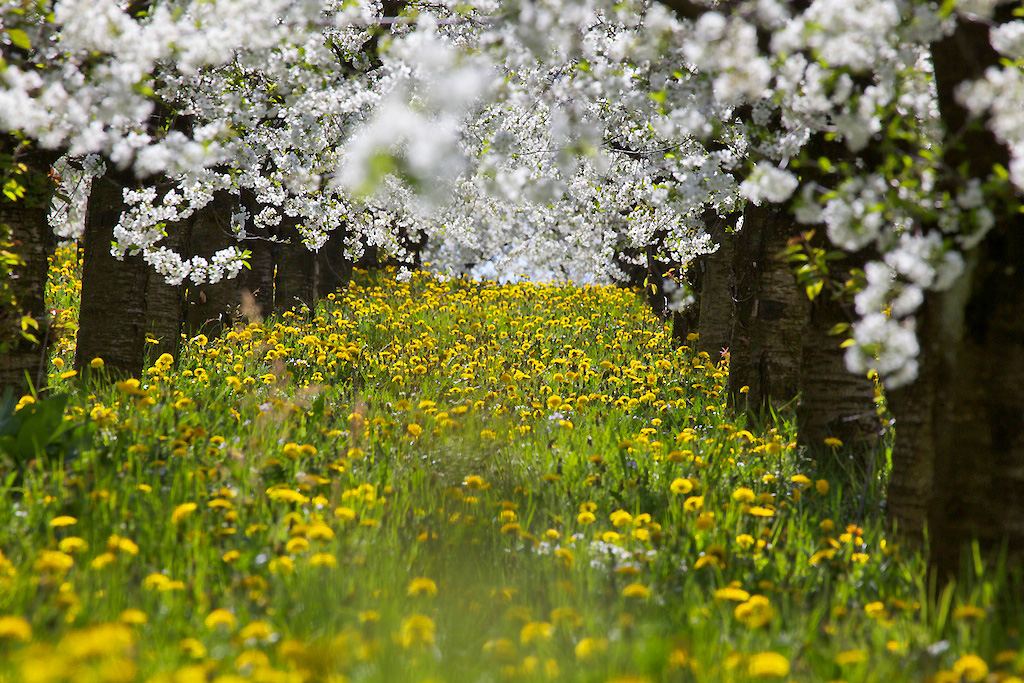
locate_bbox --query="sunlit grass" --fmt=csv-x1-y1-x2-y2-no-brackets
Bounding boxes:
0,245,1020,681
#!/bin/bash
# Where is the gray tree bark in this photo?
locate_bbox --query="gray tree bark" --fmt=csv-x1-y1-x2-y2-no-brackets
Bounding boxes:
76,171,187,375
727,202,808,414
0,139,58,394
886,8,1024,576
272,217,318,315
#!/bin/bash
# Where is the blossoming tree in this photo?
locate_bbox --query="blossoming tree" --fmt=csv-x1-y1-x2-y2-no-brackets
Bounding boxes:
3,0,1024,571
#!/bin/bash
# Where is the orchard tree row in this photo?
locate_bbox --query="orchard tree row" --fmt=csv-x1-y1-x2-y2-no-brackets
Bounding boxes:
2,0,1023,574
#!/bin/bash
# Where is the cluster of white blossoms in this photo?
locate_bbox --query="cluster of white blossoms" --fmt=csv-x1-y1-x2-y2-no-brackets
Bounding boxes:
739,162,798,206
3,0,1022,386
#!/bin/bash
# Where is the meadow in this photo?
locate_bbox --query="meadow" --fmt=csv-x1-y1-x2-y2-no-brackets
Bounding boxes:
0,246,1020,682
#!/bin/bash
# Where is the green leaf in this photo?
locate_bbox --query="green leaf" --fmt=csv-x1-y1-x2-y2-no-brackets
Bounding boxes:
3,179,26,202
7,28,31,51
827,322,850,336
805,280,824,300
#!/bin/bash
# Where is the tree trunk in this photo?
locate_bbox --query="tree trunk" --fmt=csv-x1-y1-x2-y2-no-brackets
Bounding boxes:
146,212,189,361
76,170,186,376
882,9,1023,575
77,169,147,375
727,202,807,414
316,229,351,297
272,218,317,315
797,248,880,461
695,211,736,359
918,226,1024,577
797,297,880,460
0,141,58,394
184,192,243,337
885,292,944,550
242,227,276,322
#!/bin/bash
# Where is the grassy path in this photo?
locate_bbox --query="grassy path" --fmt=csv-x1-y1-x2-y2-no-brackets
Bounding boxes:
0,249,1019,682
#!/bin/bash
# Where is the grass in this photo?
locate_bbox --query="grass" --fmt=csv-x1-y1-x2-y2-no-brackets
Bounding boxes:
0,245,1021,681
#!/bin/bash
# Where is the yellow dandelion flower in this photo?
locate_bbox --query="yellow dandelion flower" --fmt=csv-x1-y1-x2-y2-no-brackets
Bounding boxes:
49,515,77,528
306,522,335,541
91,552,117,569
266,488,309,504
622,583,650,599
483,637,517,662
180,637,207,659
34,550,74,573
683,496,704,512
58,537,89,554
732,487,755,503
143,573,171,590
952,654,989,682
119,609,148,626
407,423,423,437
171,502,198,524
239,621,275,642
0,615,32,641
90,357,105,369
310,553,338,567
695,554,722,570
714,587,751,602
735,595,774,628
670,478,693,495
407,577,438,597
609,509,633,527
575,636,607,661
285,537,309,554
747,651,790,678
269,556,294,574
864,601,887,619
464,475,487,491
952,605,986,620
577,511,596,525
554,547,574,568
520,621,553,645
111,536,138,557
205,609,237,630
399,614,436,648
790,474,811,489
